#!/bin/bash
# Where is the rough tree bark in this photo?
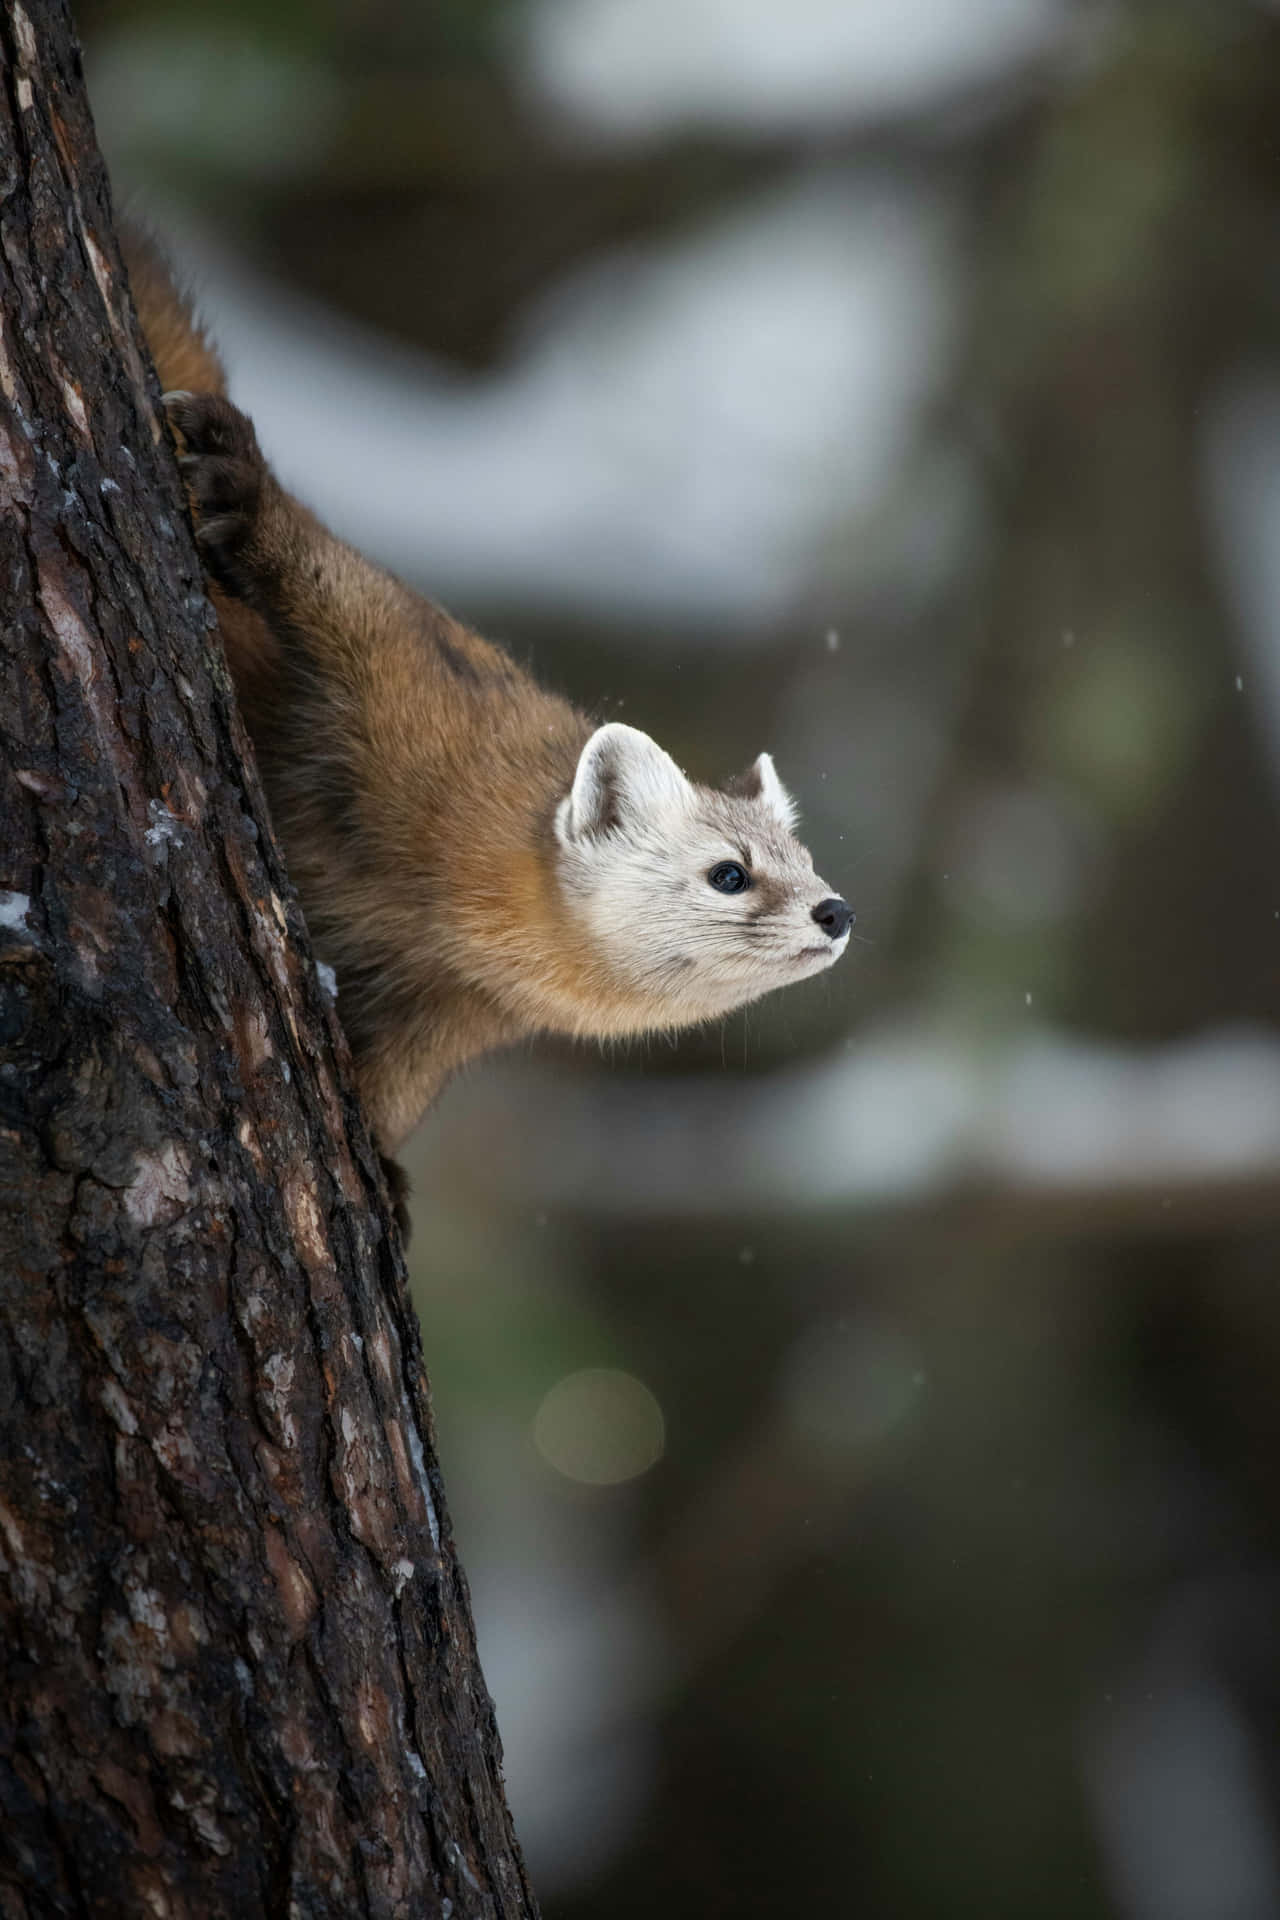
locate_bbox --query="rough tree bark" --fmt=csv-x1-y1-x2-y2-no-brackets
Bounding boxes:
0,5,539,1916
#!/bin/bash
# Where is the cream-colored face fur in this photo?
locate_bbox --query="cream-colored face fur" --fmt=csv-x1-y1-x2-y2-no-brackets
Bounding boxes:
555,723,850,1026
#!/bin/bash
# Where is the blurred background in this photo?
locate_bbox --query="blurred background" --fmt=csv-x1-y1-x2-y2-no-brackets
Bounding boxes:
85,0,1280,1911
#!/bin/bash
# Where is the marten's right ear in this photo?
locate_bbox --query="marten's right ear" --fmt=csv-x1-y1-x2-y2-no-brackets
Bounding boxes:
559,724,690,844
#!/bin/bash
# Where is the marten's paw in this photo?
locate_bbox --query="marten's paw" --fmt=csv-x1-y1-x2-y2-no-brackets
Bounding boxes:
163,391,266,598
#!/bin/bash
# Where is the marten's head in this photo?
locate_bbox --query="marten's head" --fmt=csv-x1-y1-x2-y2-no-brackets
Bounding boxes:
554,723,851,1025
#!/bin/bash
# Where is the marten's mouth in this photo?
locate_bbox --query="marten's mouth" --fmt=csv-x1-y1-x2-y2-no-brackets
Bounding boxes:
795,945,837,963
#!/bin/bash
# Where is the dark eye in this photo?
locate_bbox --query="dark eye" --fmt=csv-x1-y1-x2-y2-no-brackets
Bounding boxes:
708,861,751,895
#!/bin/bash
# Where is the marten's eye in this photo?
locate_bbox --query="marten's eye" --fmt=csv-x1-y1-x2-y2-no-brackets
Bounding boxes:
708,861,751,895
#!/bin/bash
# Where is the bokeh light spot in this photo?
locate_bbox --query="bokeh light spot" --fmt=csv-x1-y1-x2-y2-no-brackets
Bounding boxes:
533,1369,666,1486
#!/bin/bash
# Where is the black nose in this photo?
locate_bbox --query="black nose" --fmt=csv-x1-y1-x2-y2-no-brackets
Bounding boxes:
812,896,853,941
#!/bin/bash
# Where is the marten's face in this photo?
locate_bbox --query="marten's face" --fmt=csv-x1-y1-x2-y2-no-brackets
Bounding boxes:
555,724,851,1024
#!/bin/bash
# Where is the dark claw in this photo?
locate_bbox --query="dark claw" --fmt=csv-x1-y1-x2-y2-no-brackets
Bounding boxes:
195,516,246,551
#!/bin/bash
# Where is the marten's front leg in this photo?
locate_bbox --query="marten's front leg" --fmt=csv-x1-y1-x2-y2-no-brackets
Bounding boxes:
163,391,359,657
163,390,422,673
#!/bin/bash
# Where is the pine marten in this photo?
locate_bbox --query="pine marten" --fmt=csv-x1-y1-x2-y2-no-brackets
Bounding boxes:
123,232,853,1231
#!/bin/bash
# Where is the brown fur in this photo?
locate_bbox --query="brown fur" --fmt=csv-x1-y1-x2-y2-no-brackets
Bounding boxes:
122,227,227,400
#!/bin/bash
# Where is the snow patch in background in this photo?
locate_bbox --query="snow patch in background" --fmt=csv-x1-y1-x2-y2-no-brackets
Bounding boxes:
521,0,1067,138
415,1023,1280,1216
152,175,951,627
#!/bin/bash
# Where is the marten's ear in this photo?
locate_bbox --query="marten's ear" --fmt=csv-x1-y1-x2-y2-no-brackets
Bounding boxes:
559,724,691,843
733,752,798,832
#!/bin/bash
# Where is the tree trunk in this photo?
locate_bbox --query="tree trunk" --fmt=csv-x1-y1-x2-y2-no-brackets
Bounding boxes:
0,6,538,1915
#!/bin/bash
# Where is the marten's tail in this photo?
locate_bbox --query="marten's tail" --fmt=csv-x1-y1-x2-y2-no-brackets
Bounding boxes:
119,222,227,398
